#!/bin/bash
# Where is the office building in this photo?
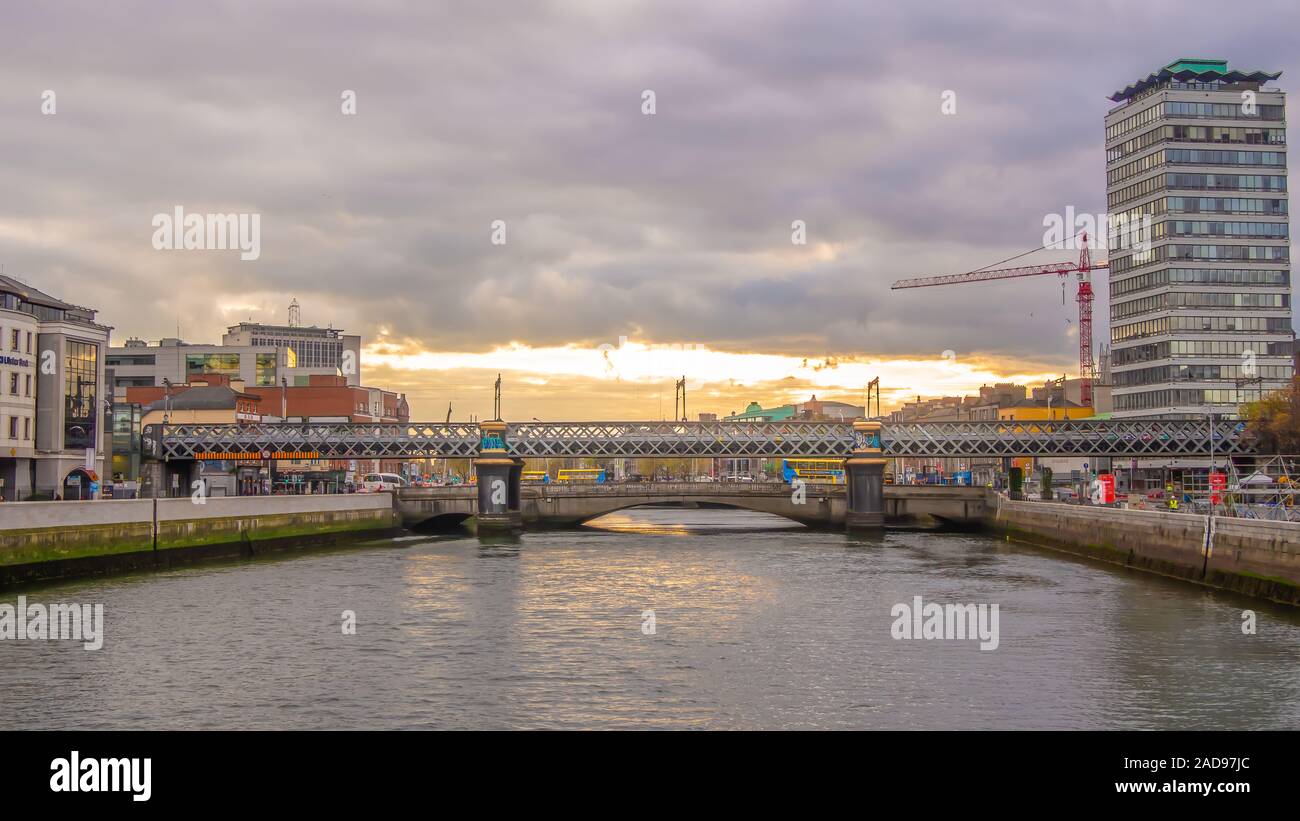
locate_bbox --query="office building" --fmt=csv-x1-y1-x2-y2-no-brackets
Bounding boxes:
0,275,111,500
1106,58,1294,417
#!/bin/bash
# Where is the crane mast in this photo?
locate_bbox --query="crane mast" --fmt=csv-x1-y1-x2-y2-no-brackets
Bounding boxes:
892,233,1107,409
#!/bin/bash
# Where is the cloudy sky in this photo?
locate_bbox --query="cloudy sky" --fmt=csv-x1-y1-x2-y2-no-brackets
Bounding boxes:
3,0,1296,419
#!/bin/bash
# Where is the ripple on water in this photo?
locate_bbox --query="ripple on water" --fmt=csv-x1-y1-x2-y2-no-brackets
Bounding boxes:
2,507,1299,729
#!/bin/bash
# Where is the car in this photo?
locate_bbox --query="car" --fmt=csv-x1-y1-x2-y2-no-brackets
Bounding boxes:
694,475,715,482
361,473,408,492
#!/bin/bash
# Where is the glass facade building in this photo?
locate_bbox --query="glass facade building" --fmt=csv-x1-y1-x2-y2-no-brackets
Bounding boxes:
1105,60,1294,417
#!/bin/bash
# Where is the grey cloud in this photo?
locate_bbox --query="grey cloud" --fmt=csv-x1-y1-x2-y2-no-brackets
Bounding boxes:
2,0,1297,369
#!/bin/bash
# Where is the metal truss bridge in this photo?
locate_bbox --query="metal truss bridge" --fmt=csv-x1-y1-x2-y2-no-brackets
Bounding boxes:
144,418,1254,461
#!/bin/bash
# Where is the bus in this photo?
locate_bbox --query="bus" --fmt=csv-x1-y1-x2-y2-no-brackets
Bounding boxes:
556,468,606,484
521,471,550,484
781,459,845,485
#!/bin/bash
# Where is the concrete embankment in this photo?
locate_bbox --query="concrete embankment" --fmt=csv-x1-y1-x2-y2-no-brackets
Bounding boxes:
0,494,400,587
988,496,1300,605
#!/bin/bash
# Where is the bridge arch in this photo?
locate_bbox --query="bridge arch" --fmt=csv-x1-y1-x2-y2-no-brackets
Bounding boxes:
523,488,844,529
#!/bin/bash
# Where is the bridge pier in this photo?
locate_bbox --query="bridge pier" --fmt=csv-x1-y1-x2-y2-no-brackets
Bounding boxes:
474,421,522,531
845,420,885,531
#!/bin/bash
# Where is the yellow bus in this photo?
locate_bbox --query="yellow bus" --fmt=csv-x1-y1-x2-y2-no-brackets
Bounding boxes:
556,468,607,484
521,471,550,484
781,458,845,484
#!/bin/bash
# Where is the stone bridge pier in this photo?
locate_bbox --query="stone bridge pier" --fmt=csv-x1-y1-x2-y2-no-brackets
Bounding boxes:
845,420,885,531
474,420,523,531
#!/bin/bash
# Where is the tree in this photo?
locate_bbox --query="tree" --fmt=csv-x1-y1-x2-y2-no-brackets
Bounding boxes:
1241,378,1300,454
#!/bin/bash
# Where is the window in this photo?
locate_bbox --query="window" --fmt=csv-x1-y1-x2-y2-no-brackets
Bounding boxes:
255,353,276,386
185,353,239,379
24,374,31,396
64,340,99,450
23,417,30,440
8,373,16,395
25,332,31,353
8,416,16,439
9,329,18,351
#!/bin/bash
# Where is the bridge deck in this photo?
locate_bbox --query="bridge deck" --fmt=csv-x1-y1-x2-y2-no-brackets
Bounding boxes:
145,418,1255,460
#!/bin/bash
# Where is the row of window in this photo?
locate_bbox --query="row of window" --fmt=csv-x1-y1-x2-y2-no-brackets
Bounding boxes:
1109,149,1287,186
1111,243,1289,275
1169,220,1289,238
1113,363,1292,387
248,338,343,369
1112,290,1292,322
1111,268,1290,298
0,328,35,354
1112,339,1294,364
1115,219,1289,248
1164,101,1286,120
1167,196,1287,216
1109,173,1287,209
184,353,278,386
1106,101,1286,142
1167,148,1286,167
1108,125,1285,164
3,371,34,397
1111,315,1292,342
106,354,157,367
5,415,32,441
1108,149,1173,185
1115,387,1287,411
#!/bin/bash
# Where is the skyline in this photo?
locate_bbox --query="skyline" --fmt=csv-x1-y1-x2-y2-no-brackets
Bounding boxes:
4,1,1299,418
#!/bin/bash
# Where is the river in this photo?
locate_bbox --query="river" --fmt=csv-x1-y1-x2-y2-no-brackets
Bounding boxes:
3,508,1298,729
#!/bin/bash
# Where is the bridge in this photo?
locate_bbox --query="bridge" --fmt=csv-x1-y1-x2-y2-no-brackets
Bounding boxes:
145,418,1251,461
395,482,991,530
141,417,1252,533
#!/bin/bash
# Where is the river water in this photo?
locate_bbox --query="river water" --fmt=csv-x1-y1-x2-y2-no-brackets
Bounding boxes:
3,508,1298,729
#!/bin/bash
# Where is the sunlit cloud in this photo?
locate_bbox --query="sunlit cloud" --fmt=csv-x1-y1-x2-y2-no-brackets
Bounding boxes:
365,337,1065,419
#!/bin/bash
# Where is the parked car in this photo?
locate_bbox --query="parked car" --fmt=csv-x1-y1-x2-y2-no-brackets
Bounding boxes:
361,473,408,492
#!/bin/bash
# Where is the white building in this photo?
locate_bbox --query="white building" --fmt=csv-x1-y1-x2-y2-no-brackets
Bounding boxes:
0,275,111,500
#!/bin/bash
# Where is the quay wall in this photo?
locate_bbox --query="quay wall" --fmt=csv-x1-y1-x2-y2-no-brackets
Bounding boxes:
989,497,1300,605
0,494,399,587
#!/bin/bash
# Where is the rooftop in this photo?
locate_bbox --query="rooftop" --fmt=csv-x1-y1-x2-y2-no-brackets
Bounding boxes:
0,274,96,314
1109,58,1282,103
142,384,260,413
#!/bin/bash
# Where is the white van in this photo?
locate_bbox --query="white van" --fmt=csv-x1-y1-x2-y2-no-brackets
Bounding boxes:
362,473,407,492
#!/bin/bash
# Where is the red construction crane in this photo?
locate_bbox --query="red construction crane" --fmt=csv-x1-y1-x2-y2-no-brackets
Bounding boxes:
891,233,1107,407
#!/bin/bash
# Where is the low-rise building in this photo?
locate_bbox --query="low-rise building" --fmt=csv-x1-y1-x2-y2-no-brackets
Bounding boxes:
0,275,111,501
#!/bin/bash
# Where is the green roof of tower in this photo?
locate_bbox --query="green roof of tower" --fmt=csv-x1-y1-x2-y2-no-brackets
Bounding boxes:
1109,58,1281,102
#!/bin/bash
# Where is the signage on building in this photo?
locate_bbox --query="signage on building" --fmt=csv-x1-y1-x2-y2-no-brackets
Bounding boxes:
196,450,320,461
0,356,31,367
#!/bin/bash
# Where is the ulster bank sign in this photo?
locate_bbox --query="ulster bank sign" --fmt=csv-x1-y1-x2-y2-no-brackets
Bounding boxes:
0,356,31,368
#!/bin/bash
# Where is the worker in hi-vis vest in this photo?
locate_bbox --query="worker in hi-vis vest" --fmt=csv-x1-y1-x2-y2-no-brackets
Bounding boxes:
1166,483,1178,511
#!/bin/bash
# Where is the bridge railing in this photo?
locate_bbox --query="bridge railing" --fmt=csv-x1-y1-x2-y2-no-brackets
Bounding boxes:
144,418,1256,460
506,420,854,457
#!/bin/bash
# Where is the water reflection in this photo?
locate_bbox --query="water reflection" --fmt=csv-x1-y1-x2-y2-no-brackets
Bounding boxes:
2,507,1298,729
